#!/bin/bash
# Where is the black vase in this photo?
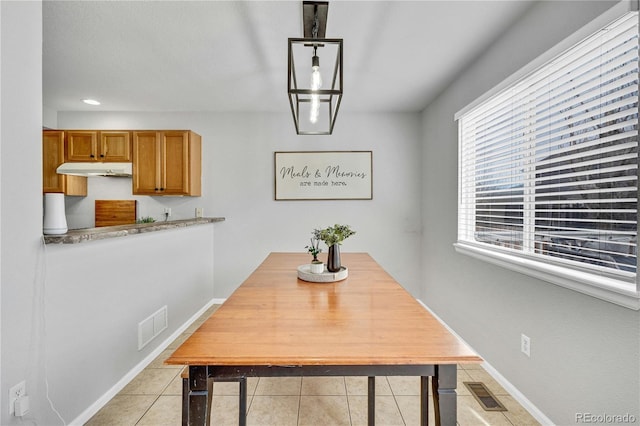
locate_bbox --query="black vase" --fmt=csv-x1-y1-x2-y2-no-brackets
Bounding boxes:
327,244,341,272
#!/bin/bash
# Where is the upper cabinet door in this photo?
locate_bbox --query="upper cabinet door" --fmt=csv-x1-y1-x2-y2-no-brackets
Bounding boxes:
132,130,201,196
132,131,161,195
43,131,66,192
66,130,132,162
66,131,98,161
100,131,132,161
43,130,87,196
161,131,189,195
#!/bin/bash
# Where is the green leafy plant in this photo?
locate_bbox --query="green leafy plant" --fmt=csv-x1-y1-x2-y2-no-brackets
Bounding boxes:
305,236,322,262
136,216,156,223
314,224,356,247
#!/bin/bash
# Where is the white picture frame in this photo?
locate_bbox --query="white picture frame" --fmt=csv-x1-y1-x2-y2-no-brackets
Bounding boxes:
274,151,373,200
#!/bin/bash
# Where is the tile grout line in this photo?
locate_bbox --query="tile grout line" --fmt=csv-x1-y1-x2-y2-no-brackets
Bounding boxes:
132,366,181,425
503,410,518,426
296,379,302,426
343,377,353,426
388,376,409,426
133,393,162,426
247,377,258,420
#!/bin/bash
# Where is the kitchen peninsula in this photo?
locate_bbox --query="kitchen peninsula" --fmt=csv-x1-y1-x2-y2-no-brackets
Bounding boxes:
44,217,224,244
42,211,218,425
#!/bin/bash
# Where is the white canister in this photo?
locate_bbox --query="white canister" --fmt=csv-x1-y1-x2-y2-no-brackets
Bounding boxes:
43,193,68,235
310,262,324,274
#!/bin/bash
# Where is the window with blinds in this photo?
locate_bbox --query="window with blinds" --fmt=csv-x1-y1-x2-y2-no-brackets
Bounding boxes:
458,12,639,282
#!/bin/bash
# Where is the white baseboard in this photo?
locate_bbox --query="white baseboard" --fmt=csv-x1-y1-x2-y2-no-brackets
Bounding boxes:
417,299,554,426
480,361,553,426
69,297,221,425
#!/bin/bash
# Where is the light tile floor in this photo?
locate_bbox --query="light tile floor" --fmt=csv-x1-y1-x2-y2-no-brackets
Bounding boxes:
86,305,540,426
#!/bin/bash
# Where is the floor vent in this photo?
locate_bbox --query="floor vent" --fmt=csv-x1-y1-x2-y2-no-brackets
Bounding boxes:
463,382,507,411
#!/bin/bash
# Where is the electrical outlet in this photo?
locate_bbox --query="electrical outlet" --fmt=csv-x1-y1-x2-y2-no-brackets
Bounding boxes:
521,334,531,357
15,396,29,417
195,207,204,218
163,208,171,217
8,381,26,415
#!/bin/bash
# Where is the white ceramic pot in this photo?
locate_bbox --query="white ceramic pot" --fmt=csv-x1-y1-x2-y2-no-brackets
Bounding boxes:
43,193,68,235
310,262,324,274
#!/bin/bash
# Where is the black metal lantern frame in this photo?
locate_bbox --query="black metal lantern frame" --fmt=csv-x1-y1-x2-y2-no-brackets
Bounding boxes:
288,38,343,135
287,1,343,135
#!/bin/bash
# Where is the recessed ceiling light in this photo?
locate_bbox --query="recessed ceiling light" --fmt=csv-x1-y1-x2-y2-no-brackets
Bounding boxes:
82,99,101,106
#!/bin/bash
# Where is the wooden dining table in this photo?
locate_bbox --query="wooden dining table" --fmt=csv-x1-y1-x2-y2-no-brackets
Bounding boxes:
166,252,482,426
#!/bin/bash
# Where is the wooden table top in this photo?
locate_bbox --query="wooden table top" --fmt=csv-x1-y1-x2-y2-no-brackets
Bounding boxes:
166,252,481,367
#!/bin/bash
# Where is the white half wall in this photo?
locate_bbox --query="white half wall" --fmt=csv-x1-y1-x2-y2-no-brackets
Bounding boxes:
421,1,640,424
43,225,215,423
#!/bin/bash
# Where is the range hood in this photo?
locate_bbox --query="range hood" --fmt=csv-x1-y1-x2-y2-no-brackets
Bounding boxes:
56,162,133,177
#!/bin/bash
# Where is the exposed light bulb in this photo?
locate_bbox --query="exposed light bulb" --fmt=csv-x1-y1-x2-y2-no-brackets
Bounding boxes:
311,66,322,89
310,54,322,124
310,95,320,123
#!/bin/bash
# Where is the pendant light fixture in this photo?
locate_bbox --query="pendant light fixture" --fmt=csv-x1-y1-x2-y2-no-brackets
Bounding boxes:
288,1,343,135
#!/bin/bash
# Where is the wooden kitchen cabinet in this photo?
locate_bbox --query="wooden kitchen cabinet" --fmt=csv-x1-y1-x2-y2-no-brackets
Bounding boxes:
132,130,201,196
66,130,132,162
43,131,87,196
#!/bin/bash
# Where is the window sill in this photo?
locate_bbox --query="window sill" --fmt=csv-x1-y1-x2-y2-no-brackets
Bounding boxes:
454,241,640,310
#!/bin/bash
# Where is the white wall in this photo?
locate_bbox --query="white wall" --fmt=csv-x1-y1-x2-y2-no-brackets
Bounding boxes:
58,111,424,299
0,2,46,424
421,1,640,424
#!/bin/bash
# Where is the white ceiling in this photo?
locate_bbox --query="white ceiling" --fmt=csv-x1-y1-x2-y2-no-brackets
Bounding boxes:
43,0,534,114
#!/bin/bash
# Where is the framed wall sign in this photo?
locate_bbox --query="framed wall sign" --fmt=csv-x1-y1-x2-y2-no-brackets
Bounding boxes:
274,151,373,200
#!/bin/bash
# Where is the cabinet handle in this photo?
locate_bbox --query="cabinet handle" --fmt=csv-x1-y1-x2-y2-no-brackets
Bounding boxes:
100,154,105,158
90,154,95,158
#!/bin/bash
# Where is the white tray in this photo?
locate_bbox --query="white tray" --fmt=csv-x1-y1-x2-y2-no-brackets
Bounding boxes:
297,264,348,283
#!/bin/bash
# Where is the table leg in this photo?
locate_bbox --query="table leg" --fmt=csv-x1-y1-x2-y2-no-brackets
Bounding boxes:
206,378,213,426
182,372,189,426
432,372,439,425
368,376,375,426
238,377,247,426
187,366,210,426
420,376,429,426
433,365,457,426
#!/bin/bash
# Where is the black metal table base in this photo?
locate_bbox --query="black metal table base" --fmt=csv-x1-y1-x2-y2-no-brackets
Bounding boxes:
183,364,457,426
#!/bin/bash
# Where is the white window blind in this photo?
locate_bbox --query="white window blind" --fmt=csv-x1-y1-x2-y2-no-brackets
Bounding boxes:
458,13,639,287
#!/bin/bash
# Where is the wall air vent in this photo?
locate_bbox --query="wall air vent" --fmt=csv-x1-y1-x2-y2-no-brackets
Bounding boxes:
138,305,168,350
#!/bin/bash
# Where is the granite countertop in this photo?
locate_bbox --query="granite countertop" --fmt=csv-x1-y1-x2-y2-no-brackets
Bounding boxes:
43,217,225,244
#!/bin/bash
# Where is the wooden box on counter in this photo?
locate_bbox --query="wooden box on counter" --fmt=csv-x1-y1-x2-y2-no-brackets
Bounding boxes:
95,200,137,227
